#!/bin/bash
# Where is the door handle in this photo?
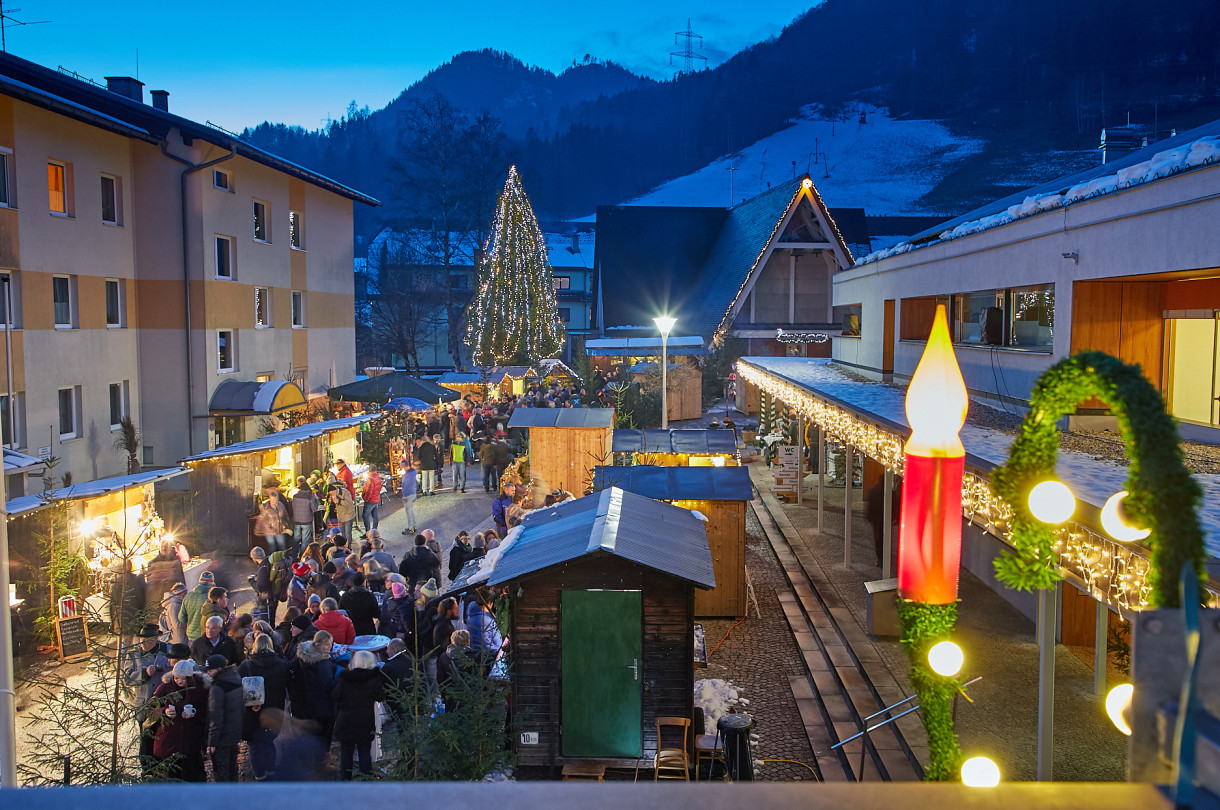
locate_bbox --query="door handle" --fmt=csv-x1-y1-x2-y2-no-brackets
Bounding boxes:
628,658,638,680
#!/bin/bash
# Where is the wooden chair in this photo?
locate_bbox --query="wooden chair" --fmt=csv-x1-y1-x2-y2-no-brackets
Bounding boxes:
694,731,727,781
654,716,692,780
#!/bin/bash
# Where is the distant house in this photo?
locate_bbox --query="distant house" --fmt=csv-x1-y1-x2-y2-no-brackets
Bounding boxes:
594,176,882,356
359,226,595,370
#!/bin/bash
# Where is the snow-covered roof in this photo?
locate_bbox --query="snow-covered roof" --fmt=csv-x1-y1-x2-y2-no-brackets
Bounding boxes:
545,232,595,270
856,121,1220,266
586,336,707,356
181,414,383,463
4,447,44,475
739,356,1220,559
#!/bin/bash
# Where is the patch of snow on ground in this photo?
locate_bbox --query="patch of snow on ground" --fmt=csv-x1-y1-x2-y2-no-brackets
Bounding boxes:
619,104,981,216
745,357,1220,557
694,678,744,736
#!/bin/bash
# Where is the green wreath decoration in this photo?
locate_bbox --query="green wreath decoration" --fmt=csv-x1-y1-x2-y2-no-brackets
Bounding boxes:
990,351,1205,607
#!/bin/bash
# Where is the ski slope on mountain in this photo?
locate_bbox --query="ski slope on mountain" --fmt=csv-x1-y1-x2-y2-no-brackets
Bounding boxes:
622,105,983,215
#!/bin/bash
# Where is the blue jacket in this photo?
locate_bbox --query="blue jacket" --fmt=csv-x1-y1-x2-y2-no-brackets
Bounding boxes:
401,468,418,498
491,494,513,532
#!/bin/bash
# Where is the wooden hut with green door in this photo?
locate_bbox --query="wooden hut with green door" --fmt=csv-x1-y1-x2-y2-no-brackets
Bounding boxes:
486,487,715,775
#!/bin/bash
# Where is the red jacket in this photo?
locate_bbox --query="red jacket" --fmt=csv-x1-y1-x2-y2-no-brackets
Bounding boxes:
313,610,356,645
361,472,382,504
336,464,355,499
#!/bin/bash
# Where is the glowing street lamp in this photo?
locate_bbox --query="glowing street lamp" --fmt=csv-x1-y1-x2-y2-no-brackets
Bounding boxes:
654,316,676,429
898,305,968,604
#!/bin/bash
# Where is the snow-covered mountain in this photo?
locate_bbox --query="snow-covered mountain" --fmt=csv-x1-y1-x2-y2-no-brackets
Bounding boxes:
618,105,983,215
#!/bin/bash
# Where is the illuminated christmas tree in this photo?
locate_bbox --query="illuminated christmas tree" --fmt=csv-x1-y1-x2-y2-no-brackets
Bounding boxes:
466,166,566,366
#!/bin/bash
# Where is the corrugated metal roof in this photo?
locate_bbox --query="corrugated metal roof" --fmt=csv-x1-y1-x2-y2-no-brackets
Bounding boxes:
8,466,190,518
181,414,383,463
508,408,615,428
612,429,738,454
592,465,753,501
585,336,708,356
487,487,715,588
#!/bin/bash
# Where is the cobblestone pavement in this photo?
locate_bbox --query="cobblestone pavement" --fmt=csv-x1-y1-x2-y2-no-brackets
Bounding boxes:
697,507,819,783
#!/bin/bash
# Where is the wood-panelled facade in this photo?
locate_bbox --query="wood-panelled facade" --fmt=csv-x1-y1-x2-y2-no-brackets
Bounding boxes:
509,553,695,774
526,426,613,503
684,499,746,618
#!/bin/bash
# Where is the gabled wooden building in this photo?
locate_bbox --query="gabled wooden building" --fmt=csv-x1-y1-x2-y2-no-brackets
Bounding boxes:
486,487,715,774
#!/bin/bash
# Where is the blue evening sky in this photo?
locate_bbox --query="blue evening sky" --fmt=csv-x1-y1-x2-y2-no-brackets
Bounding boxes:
10,1,813,131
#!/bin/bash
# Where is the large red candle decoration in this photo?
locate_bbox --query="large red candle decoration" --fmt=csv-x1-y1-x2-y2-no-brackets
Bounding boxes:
898,305,969,604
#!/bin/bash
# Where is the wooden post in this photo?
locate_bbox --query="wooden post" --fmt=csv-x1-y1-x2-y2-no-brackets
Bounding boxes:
817,432,825,533
796,417,804,505
844,445,853,568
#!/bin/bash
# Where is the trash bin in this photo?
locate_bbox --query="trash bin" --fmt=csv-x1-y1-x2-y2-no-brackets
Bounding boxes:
718,712,755,781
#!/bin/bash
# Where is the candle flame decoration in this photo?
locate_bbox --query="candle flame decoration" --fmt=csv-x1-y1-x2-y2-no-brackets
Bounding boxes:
899,305,968,604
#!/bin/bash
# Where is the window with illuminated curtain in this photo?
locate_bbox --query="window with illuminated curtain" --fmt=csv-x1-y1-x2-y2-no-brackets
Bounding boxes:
47,162,67,214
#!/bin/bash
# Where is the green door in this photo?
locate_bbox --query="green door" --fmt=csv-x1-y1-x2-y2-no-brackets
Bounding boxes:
561,589,642,757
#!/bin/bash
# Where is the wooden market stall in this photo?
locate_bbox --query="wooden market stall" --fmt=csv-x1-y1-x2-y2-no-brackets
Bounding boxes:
181,414,382,554
631,362,703,422
593,465,752,618
484,487,715,775
435,371,485,402
611,428,739,467
507,408,614,503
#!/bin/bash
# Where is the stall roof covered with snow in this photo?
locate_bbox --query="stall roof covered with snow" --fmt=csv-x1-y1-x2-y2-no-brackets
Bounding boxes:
485,487,713,771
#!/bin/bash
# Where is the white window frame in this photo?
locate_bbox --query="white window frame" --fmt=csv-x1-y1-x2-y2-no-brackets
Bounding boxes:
253,199,270,243
0,272,20,331
291,290,305,328
105,278,124,328
289,210,304,250
57,386,79,440
100,173,121,226
213,169,232,192
0,147,14,209
109,380,129,431
217,329,236,373
255,287,271,328
215,235,234,279
553,276,571,291
1,391,25,449
48,160,70,216
52,274,75,329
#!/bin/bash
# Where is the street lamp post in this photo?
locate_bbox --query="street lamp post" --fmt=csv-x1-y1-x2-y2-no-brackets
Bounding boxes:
654,316,676,429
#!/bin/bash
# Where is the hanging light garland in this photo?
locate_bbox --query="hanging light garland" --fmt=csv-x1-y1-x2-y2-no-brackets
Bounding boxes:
736,358,1218,615
466,165,566,366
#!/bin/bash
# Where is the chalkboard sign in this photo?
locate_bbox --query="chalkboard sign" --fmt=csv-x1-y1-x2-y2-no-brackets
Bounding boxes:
55,615,90,663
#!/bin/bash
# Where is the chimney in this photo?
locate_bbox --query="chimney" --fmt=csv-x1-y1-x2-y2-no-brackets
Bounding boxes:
105,76,144,103
150,90,169,112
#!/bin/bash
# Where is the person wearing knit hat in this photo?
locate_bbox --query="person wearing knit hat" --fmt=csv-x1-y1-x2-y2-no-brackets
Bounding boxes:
283,612,316,661
420,578,439,600
390,581,407,600
178,570,214,643
381,580,412,641
172,659,197,678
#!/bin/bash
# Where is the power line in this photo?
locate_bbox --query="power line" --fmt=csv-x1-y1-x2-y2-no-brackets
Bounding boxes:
670,18,707,78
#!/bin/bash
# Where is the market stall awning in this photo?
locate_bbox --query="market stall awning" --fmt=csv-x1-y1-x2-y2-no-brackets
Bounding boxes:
485,487,715,588
508,408,615,428
181,413,384,463
7,466,191,519
592,465,753,501
612,429,739,454
208,379,306,415
585,336,708,357
327,372,459,403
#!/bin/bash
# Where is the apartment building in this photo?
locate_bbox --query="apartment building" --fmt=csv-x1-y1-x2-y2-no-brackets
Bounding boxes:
0,52,377,484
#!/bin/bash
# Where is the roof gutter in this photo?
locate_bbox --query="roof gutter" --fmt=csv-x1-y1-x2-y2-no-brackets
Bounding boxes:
160,140,238,455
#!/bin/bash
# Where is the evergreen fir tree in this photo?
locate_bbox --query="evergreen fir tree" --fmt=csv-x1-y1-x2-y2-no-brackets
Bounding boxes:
466,166,565,366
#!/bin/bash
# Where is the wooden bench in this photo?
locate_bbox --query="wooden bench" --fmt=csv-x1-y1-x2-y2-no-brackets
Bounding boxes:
562,762,607,781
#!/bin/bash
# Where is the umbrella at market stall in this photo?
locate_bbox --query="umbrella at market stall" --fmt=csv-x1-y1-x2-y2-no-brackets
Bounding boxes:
387,396,431,412
327,372,460,404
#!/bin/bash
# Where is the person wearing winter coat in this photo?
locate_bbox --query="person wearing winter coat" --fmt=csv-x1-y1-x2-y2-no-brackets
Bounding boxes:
191,615,240,667
161,582,189,646
288,631,340,763
151,660,210,782
306,567,341,604
340,572,381,636
237,633,289,780
291,476,318,549
479,435,497,492
398,535,441,593
467,588,504,676
178,570,215,641
286,562,312,614
491,482,516,537
204,654,244,782
380,581,414,641
360,535,396,593
332,650,385,779
400,463,420,536
254,481,290,553
325,483,357,540
312,597,356,645
281,611,316,662
448,531,472,582
196,587,232,640
360,470,383,533
143,541,185,604
437,629,480,713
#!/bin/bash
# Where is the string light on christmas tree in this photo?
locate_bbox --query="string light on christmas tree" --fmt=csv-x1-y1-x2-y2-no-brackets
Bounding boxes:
466,166,566,365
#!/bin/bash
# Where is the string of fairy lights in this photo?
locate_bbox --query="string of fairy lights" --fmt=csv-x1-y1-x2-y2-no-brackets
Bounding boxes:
737,359,1218,615
466,166,566,365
